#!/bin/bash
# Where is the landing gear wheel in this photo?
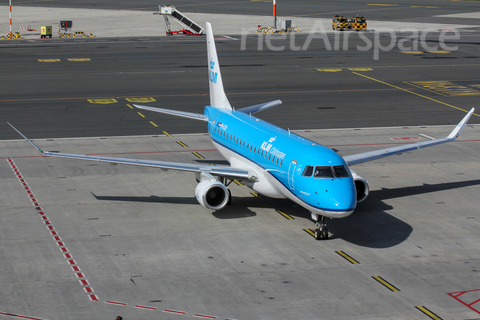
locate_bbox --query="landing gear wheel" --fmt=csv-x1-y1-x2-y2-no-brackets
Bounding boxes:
322,228,329,240
314,228,328,240
313,213,329,240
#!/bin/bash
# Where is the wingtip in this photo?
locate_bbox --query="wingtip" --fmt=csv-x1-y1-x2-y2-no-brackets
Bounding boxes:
447,108,475,140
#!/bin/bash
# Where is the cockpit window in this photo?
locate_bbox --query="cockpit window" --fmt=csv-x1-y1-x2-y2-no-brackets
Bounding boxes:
302,165,314,177
314,166,334,178
333,165,350,178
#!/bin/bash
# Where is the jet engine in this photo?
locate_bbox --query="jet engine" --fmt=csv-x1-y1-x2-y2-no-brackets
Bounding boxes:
351,170,369,203
195,179,230,210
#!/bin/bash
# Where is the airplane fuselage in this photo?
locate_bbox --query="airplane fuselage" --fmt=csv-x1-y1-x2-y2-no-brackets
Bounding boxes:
205,106,357,218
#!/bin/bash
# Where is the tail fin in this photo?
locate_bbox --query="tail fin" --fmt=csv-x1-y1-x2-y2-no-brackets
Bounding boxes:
206,22,232,110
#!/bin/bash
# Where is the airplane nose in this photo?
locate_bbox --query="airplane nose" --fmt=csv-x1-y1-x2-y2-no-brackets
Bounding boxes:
320,181,356,212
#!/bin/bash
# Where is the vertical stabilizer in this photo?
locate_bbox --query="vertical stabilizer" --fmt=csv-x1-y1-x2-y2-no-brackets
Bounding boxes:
206,22,232,110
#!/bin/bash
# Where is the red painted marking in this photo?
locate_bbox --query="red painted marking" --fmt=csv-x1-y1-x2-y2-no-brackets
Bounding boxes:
64,253,72,259
44,221,51,225
134,305,157,310
31,198,37,202
21,182,26,185
84,287,94,293
41,216,48,220
47,226,55,230
163,309,187,315
105,301,127,306
79,279,89,285
38,211,45,216
88,294,99,301
448,289,480,314
56,241,65,247
193,314,216,319
74,272,85,278
26,190,31,194
67,259,76,265
0,311,48,320
53,236,61,241
50,230,57,236
59,247,68,253
33,202,39,206
71,266,81,272
391,137,420,140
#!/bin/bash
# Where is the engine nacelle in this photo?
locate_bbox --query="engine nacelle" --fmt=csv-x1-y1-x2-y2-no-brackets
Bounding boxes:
195,179,230,210
351,170,370,203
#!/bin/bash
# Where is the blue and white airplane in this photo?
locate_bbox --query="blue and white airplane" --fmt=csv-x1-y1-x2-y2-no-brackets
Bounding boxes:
9,22,474,240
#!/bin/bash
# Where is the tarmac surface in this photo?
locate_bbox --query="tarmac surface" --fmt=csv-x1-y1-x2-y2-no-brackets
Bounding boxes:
0,1,480,320
1,125,480,320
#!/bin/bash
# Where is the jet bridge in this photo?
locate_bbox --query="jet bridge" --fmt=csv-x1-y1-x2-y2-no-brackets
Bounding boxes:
156,5,204,36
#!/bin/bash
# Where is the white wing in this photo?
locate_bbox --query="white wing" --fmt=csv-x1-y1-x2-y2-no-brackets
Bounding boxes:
8,123,250,180
343,108,475,166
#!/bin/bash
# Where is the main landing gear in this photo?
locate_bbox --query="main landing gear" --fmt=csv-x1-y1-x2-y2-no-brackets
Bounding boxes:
312,213,328,240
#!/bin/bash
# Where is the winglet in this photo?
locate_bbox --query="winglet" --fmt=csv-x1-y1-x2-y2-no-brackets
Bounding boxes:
7,122,44,154
206,22,232,110
447,108,475,140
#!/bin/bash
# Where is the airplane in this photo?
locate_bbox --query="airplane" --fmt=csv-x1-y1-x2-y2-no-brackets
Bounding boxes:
8,22,475,240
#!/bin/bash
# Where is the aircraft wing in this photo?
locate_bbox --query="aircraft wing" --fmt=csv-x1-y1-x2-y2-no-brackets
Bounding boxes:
343,108,475,166
8,122,250,180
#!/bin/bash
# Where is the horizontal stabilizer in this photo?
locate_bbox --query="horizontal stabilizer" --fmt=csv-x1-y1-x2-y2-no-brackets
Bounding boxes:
237,100,282,114
134,104,208,121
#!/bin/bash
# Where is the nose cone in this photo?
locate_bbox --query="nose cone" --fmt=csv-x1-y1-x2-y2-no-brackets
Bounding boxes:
317,178,356,217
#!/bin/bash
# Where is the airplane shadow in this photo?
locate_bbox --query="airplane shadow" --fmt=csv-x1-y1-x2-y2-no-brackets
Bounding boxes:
90,192,199,205
194,160,231,165
326,179,480,248
90,179,480,248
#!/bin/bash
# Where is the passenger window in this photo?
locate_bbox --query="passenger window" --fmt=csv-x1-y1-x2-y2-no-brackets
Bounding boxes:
303,166,314,177
236,138,239,144
261,151,264,157
268,154,271,161
276,158,279,165
280,160,283,166
314,166,334,178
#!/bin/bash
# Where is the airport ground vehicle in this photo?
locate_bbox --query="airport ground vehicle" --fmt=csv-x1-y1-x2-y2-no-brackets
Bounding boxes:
350,16,367,31
332,15,349,30
40,26,52,38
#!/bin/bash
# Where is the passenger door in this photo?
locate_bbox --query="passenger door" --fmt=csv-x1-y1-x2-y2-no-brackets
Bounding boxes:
288,160,297,191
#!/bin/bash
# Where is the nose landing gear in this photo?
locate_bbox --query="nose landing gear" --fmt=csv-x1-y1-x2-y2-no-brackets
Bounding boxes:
312,213,328,240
